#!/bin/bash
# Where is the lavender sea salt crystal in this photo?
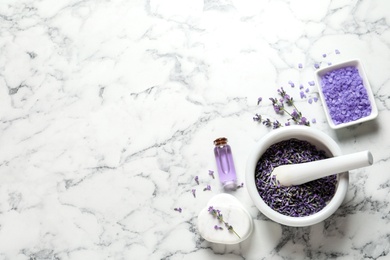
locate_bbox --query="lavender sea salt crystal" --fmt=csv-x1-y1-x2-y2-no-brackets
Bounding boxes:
320,66,371,125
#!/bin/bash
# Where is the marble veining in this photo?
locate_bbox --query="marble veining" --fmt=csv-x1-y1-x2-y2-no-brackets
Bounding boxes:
0,0,390,259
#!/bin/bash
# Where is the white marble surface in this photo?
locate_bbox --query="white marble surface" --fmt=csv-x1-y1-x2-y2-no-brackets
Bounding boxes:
1,0,390,259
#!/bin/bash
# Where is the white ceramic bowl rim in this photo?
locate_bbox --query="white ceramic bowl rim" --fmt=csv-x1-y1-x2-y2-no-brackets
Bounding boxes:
245,126,349,227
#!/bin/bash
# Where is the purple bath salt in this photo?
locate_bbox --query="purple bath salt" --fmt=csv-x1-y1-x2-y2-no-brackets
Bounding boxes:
320,66,371,125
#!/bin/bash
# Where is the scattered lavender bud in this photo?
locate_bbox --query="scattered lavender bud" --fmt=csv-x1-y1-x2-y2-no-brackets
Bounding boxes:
298,63,303,69
314,63,320,69
203,184,211,191
328,62,332,66
191,189,196,198
288,80,295,87
253,114,261,122
174,207,182,213
312,118,317,123
262,118,272,127
285,121,291,126
300,117,309,126
300,91,306,99
308,98,313,104
305,88,310,93
214,225,223,230
299,84,304,90
209,170,215,179
194,176,199,185
308,81,315,86
335,49,340,54
322,53,327,58
257,97,262,105
273,120,282,129
313,97,318,102
237,182,244,189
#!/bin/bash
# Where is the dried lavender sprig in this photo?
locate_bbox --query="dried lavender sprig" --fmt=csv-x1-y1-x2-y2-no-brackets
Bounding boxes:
208,206,240,238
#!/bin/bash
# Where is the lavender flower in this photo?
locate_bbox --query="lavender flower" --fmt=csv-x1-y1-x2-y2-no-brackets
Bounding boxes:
214,225,223,230
191,189,196,198
194,176,199,185
299,116,309,126
203,184,211,191
254,87,312,128
270,97,284,114
253,114,261,122
273,120,282,129
208,206,240,238
262,118,272,127
209,170,215,179
257,97,263,105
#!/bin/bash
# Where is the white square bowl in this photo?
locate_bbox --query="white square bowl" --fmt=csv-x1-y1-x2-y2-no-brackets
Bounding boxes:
314,59,378,129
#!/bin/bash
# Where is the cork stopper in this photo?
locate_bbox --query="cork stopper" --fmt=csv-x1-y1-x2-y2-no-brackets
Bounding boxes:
214,137,228,146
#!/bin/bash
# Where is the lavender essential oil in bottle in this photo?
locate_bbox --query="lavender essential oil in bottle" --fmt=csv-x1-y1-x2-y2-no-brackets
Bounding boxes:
214,137,238,191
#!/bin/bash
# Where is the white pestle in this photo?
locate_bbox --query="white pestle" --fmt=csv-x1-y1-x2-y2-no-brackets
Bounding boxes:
272,150,373,186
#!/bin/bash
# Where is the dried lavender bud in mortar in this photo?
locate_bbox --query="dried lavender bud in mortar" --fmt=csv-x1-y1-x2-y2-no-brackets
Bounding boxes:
254,139,337,217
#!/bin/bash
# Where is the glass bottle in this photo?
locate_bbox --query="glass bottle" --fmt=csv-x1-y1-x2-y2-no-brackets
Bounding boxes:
213,137,238,190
